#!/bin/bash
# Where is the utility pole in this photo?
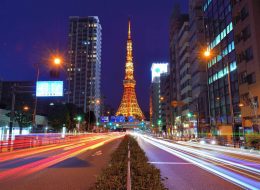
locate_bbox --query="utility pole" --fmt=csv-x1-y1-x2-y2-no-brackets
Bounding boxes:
8,84,16,151
32,64,40,132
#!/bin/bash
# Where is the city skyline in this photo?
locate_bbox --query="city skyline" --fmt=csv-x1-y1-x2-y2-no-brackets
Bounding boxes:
0,0,188,112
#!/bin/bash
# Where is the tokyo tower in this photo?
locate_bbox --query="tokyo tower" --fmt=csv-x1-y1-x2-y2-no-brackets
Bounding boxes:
116,20,145,120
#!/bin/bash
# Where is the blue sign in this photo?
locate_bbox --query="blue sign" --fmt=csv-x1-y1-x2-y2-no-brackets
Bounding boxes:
100,116,109,123
110,116,116,122
128,116,134,122
116,116,125,123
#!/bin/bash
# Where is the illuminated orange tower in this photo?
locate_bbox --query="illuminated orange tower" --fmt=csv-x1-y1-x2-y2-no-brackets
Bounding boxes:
116,20,145,120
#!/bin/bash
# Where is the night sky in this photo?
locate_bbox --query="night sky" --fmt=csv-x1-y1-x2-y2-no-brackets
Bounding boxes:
0,0,188,113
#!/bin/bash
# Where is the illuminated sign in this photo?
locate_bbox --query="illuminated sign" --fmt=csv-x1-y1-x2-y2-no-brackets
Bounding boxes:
128,116,134,122
100,116,109,123
36,81,63,97
116,116,125,123
151,63,169,82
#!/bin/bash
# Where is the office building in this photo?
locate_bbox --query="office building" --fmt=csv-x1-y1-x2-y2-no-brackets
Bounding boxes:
203,0,241,141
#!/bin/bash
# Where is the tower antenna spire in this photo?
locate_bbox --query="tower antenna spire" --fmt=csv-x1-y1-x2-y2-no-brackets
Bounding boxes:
128,18,131,39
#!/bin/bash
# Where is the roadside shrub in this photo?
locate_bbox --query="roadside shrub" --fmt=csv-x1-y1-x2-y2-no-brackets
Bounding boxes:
93,135,166,190
245,133,260,150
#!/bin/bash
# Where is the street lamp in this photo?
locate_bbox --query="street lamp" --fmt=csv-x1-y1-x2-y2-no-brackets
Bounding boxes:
33,55,63,131
201,48,213,135
76,116,82,132
203,50,211,57
53,57,62,65
160,96,164,101
23,106,29,111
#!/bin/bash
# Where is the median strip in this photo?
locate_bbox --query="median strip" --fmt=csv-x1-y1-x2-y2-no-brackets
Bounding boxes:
93,135,166,190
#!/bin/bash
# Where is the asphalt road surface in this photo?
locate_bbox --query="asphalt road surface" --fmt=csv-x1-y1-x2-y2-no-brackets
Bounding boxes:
0,133,123,190
135,133,260,190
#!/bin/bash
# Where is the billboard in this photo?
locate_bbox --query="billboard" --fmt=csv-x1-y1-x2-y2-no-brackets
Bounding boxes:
36,81,63,97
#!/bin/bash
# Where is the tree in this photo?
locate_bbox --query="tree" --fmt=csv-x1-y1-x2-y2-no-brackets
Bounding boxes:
48,103,70,131
6,111,32,134
65,103,78,131
84,111,96,131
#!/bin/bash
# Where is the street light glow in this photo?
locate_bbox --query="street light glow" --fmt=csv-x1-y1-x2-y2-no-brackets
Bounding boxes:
204,50,211,57
23,106,29,111
54,57,61,65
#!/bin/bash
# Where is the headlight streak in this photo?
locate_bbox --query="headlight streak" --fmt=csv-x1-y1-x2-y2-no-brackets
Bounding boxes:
179,142,260,166
144,135,260,176
178,141,260,158
139,134,260,190
0,136,104,163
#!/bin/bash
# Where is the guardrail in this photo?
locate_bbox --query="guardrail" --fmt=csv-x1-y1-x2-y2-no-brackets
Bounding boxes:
0,133,93,153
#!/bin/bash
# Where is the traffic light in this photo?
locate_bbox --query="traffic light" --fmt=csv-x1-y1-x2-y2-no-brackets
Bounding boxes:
187,112,192,118
77,116,82,122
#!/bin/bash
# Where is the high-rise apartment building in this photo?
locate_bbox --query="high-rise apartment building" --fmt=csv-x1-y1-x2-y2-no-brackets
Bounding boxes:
203,0,241,140
232,0,260,133
67,16,102,119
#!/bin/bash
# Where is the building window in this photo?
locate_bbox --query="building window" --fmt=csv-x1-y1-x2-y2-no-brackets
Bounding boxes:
239,71,247,84
247,72,256,85
242,26,251,41
240,5,249,21
245,47,253,61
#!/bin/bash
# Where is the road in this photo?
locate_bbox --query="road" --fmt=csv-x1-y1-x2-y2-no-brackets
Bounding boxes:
0,133,124,190
135,133,260,190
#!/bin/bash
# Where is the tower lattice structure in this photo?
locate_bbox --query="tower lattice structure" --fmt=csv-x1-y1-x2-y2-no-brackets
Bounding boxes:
116,20,145,120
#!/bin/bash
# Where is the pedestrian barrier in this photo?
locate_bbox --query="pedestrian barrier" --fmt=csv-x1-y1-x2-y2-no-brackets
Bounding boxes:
0,133,95,153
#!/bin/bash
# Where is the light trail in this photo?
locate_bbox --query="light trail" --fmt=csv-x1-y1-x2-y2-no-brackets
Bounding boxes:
177,141,260,158
136,134,260,190
144,135,260,175
0,133,124,181
0,135,104,162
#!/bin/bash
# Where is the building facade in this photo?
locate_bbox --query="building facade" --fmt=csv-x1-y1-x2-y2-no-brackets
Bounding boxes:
189,0,209,137
203,0,241,141
67,16,102,119
232,0,260,133
150,63,169,132
160,73,171,132
169,6,189,136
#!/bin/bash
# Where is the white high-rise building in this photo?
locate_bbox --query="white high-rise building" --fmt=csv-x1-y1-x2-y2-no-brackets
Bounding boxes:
67,16,102,119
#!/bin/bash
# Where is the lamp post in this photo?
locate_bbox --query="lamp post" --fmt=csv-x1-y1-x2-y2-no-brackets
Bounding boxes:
76,116,82,133
33,56,63,132
202,49,212,133
203,49,236,145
